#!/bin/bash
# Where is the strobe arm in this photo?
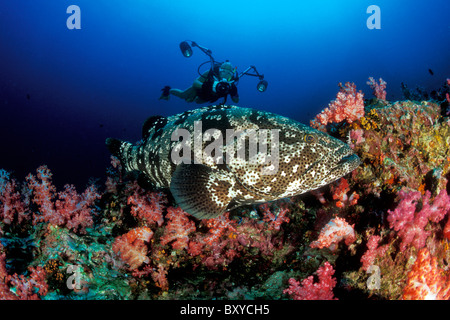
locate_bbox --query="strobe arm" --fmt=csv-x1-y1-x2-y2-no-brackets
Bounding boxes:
238,66,268,92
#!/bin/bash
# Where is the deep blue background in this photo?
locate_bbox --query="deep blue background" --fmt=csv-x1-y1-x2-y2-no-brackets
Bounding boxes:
1,0,449,189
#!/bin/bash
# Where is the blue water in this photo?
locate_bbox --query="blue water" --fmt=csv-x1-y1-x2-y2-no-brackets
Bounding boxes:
1,0,449,189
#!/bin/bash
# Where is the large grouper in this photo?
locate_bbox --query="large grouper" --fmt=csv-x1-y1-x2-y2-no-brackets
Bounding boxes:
106,105,360,219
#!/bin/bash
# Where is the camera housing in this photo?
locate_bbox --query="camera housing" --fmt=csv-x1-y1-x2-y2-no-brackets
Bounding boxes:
213,80,231,95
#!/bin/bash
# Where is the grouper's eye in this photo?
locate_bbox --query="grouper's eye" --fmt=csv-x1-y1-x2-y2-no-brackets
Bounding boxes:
304,134,316,143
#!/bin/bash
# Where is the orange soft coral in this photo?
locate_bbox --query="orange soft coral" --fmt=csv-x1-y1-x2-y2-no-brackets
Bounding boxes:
310,217,356,251
402,248,450,300
112,227,153,270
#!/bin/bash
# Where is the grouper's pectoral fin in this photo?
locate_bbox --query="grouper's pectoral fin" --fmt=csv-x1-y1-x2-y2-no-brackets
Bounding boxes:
105,137,131,165
105,138,136,173
169,163,235,219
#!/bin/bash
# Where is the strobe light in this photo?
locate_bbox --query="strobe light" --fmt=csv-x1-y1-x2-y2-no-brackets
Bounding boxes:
179,41,193,58
257,80,268,92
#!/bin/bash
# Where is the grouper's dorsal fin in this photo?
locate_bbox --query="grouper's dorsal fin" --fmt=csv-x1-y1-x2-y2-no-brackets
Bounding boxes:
142,115,167,140
169,163,235,219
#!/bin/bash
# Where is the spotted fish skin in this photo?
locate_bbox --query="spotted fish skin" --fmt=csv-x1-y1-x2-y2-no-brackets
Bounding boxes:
106,105,360,219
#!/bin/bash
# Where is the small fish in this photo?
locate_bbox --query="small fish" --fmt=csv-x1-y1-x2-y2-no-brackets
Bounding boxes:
428,69,434,76
106,105,360,219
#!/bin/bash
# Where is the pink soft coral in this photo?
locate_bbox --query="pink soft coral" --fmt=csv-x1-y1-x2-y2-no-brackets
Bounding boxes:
284,262,337,300
311,82,364,127
360,235,389,271
387,189,450,251
0,170,29,225
367,77,387,100
26,166,100,234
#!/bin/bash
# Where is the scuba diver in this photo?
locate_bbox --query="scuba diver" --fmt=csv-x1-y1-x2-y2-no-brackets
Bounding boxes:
159,41,268,105
160,61,239,104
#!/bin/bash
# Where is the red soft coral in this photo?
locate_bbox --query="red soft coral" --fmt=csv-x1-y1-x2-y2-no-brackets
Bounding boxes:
160,206,196,250
151,263,169,291
26,166,59,225
331,178,359,208
260,203,290,231
56,184,100,234
7,266,48,300
204,212,237,246
284,262,337,300
127,186,167,227
0,243,48,300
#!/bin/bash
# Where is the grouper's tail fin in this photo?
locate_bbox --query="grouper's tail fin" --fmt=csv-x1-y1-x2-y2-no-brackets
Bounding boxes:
105,138,136,172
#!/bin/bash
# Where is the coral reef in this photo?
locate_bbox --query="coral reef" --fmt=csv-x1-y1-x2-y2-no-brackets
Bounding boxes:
1,79,450,300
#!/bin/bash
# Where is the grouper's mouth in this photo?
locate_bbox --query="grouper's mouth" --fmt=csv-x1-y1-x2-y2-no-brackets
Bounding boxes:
332,147,361,173
337,153,360,166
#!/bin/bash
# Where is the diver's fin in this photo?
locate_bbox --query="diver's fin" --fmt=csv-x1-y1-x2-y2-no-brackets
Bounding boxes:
142,115,167,140
169,163,235,219
159,86,171,101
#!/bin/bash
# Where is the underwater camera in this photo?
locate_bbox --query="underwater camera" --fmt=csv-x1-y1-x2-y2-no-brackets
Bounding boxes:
179,40,268,96
213,79,231,95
